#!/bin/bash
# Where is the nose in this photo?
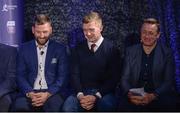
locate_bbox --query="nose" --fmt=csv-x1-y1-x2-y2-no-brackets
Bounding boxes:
142,32,150,39
39,32,45,38
86,31,91,36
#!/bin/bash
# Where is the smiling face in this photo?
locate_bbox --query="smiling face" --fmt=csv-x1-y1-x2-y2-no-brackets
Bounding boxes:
82,11,103,43
83,20,103,43
32,22,52,46
140,23,160,47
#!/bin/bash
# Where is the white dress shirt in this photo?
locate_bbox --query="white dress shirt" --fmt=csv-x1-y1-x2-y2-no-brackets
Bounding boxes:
87,36,104,52
33,41,49,90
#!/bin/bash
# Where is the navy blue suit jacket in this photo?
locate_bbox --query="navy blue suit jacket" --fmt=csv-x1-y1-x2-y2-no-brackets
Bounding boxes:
121,42,176,96
0,43,17,98
17,40,68,96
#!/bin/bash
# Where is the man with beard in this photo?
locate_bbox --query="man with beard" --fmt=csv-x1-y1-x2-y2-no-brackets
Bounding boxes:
13,14,68,111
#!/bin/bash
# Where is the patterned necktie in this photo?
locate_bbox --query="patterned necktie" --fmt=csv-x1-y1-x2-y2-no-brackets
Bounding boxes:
90,43,96,52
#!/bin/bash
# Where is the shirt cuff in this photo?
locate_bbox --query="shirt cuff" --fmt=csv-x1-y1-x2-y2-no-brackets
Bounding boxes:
26,93,30,98
95,92,102,98
77,92,84,99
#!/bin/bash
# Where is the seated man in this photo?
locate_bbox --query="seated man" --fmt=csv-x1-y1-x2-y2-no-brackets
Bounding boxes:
63,11,121,112
119,18,178,111
12,14,69,112
0,43,17,111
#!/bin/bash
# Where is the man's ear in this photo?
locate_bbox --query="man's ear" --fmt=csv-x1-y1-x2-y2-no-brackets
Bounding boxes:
32,26,35,34
156,32,160,39
50,26,53,34
100,24,103,32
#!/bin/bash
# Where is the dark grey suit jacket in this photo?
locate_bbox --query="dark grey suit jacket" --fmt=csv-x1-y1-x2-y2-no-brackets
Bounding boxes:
121,42,176,96
0,43,17,98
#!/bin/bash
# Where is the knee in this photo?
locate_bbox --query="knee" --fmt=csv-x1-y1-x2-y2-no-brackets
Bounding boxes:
62,95,79,112
0,95,11,111
11,97,30,112
43,94,64,112
96,94,117,111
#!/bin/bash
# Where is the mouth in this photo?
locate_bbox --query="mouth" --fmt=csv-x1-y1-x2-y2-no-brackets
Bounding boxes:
144,38,151,42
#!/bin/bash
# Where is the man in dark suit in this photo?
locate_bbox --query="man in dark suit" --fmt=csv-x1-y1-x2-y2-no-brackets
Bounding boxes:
13,14,68,111
0,43,17,111
63,11,120,111
119,18,177,111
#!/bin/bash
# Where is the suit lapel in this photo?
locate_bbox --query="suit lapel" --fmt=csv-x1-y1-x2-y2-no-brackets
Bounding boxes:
31,41,38,75
152,43,161,83
45,40,54,71
134,45,142,83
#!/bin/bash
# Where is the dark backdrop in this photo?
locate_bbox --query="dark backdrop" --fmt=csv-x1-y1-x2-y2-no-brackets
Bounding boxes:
24,0,180,93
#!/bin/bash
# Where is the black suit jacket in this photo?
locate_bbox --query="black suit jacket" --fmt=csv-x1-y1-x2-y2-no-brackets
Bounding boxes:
121,42,176,96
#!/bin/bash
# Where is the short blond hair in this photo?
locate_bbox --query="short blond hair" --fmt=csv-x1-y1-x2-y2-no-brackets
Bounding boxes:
83,11,102,25
33,14,52,26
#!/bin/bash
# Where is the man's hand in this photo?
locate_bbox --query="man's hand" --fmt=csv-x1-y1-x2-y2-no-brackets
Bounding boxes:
128,91,156,106
128,91,144,105
26,91,36,99
79,95,96,110
29,92,52,107
141,93,156,105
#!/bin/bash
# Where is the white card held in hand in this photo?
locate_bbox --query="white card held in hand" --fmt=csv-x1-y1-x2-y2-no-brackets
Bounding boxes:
129,87,146,96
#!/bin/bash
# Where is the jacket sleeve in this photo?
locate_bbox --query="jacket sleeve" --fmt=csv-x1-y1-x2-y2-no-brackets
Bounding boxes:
120,48,132,95
16,47,33,95
154,48,176,96
0,47,17,97
69,48,83,93
99,46,121,96
47,46,69,95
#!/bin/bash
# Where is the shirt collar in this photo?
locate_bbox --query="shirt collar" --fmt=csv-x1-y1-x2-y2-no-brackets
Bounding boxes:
35,40,49,49
87,36,104,49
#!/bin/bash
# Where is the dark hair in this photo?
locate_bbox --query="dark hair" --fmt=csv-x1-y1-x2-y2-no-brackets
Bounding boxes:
33,14,52,26
143,18,160,33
